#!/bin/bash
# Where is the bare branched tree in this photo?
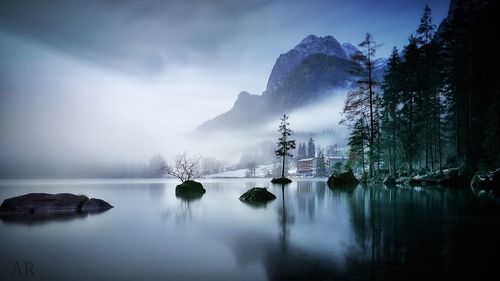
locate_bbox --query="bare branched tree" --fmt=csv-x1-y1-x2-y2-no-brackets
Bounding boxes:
159,152,201,182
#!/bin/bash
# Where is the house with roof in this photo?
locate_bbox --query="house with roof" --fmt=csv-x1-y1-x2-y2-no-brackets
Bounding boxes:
297,158,317,176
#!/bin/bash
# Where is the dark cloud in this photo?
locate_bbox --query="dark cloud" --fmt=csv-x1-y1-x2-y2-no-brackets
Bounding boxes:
0,0,272,74
0,0,451,75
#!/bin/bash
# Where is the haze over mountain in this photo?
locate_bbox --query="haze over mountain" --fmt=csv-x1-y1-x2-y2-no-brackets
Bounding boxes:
0,0,451,178
196,35,387,134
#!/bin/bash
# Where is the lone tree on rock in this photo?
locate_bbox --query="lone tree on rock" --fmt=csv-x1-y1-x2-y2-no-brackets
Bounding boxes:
160,152,201,183
272,114,296,183
160,152,206,196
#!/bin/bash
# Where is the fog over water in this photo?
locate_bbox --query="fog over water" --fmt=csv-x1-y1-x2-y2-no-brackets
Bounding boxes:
0,0,449,177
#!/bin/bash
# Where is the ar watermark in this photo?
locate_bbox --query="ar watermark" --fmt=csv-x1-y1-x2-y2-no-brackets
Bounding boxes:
11,261,34,276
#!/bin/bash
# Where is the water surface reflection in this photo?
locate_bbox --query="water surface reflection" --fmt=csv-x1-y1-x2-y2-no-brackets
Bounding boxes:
0,179,498,280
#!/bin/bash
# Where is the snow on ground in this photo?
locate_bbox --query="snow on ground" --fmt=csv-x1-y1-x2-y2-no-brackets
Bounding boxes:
205,164,277,178
205,168,248,178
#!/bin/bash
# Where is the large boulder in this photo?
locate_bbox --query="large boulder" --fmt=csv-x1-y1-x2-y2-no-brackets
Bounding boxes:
437,169,470,188
175,180,206,196
471,168,500,197
0,193,113,216
383,176,396,186
239,188,276,203
271,177,292,184
327,170,359,188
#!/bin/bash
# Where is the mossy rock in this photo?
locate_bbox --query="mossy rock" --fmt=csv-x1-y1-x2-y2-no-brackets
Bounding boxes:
175,180,206,196
327,170,359,188
383,176,396,186
239,187,276,203
271,177,292,184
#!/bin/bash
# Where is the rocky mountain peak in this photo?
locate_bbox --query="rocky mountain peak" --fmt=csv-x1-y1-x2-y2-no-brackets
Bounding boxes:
266,35,347,91
341,43,360,59
294,35,347,59
196,34,387,134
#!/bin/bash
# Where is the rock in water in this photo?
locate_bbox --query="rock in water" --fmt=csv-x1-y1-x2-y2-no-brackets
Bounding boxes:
81,198,113,212
408,168,470,188
175,180,206,196
271,177,292,184
471,168,500,197
327,170,359,188
0,193,113,216
383,176,396,186
239,188,276,203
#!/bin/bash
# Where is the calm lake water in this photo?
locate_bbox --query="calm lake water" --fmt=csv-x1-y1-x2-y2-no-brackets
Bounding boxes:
1,179,499,281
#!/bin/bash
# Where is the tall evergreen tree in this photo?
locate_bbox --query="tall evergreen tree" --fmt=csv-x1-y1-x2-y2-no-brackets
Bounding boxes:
376,1,499,177
316,150,327,177
275,114,296,179
416,4,436,45
307,137,316,158
297,143,307,160
359,33,380,177
342,33,380,177
381,47,402,176
439,1,479,172
416,4,441,171
348,118,369,174
399,35,421,174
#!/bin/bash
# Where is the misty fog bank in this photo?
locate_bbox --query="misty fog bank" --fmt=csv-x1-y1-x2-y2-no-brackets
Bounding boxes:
0,84,348,178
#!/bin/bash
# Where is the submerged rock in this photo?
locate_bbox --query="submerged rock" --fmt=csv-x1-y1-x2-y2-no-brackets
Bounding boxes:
0,193,113,216
327,170,359,188
175,180,206,196
81,198,113,212
239,188,276,202
271,177,292,184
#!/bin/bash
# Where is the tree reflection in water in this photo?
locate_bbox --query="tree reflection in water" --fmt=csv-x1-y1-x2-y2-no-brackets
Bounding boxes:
231,182,500,280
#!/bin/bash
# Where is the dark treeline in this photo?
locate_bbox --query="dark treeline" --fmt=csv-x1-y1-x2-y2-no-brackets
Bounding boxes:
344,0,499,178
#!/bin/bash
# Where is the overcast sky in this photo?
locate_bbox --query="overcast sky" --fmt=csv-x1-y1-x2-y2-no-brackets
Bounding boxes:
0,0,450,168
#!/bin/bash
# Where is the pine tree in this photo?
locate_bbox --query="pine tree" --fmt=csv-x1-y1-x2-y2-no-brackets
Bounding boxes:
376,2,499,176
416,4,441,172
439,1,477,171
297,143,306,160
275,114,296,179
416,4,436,45
399,35,421,174
307,137,316,158
348,118,369,174
316,150,327,177
381,47,402,176
341,33,380,177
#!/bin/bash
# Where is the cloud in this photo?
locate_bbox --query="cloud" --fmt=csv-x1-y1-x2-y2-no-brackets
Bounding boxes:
0,0,450,76
0,0,451,177
0,0,273,74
